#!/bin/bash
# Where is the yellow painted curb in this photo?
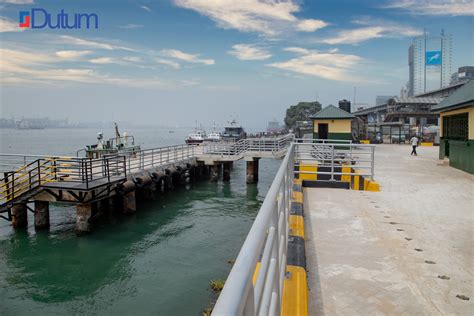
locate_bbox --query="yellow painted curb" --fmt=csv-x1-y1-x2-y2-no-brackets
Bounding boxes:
298,163,317,181
341,165,351,183
360,140,370,144
420,142,433,146
292,191,303,204
289,215,305,238
281,265,308,316
367,181,380,192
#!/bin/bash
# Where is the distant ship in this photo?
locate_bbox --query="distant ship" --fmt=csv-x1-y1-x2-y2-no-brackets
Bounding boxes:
16,119,45,130
222,119,246,140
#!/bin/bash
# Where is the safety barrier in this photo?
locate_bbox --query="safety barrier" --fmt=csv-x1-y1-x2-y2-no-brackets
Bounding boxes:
203,134,294,156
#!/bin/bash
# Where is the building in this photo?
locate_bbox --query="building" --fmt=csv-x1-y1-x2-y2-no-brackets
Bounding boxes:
408,32,453,96
431,80,474,174
450,66,474,85
310,105,355,140
376,95,396,106
338,99,351,113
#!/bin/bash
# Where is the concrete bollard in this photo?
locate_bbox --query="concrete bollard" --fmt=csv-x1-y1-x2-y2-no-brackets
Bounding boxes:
11,203,28,229
34,201,50,230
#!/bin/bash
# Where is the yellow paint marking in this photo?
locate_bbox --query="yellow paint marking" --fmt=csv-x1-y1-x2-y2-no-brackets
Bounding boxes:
281,265,308,316
292,191,303,203
367,181,380,192
360,140,370,144
253,262,260,285
420,142,433,146
293,179,303,185
298,163,317,181
289,215,305,238
341,165,352,183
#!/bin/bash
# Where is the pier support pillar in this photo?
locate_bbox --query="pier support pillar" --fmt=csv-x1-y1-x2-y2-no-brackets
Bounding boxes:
11,203,27,229
123,191,137,214
76,203,92,235
34,201,49,230
246,158,260,184
223,162,231,182
210,165,219,182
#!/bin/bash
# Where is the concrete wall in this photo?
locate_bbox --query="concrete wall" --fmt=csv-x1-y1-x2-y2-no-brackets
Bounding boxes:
313,119,351,133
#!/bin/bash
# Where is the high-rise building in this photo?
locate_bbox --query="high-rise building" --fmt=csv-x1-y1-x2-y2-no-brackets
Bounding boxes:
408,31,452,96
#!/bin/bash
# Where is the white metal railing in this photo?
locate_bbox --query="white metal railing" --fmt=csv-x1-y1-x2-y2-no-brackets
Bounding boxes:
212,140,377,315
203,134,294,156
212,143,295,316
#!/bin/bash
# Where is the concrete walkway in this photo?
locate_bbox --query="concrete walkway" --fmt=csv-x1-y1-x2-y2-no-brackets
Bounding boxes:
305,144,473,315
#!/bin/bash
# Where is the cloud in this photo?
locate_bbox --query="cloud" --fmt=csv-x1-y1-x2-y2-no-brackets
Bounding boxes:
383,0,474,16
173,0,328,36
0,0,33,3
0,48,187,89
140,5,152,12
267,47,364,82
154,58,181,69
0,16,23,33
118,24,144,29
58,35,136,51
320,23,422,45
160,49,214,65
295,19,328,32
55,50,92,59
89,56,144,65
228,44,272,61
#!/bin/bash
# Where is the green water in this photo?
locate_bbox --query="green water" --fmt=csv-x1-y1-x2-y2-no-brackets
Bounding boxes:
0,128,280,315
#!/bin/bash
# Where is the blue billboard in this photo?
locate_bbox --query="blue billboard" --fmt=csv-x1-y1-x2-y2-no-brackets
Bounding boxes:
426,51,442,65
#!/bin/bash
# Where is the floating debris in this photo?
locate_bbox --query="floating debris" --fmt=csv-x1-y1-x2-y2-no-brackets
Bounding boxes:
414,248,423,252
209,279,225,293
438,275,450,280
456,294,470,301
424,260,436,264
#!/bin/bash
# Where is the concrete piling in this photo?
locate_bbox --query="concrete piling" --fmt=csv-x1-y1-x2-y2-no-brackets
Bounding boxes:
76,202,92,234
246,158,260,183
123,191,137,214
210,165,219,182
11,203,28,229
223,162,231,181
34,201,50,229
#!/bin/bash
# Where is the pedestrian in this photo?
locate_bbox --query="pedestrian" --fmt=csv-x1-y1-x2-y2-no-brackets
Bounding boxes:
410,135,419,156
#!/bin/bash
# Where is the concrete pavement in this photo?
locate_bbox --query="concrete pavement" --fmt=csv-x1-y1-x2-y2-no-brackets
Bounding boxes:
305,144,473,315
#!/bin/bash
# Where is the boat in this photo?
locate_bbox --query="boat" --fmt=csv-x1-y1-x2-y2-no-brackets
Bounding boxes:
78,123,141,158
222,119,246,140
185,130,206,145
205,123,222,141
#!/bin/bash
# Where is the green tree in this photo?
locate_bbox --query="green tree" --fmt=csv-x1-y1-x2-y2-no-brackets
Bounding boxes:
284,101,322,129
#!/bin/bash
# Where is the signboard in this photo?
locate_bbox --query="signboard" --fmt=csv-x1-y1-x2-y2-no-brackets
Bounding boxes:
426,51,442,65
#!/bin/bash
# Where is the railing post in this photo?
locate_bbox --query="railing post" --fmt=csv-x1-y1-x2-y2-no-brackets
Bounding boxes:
330,145,335,181
371,146,375,179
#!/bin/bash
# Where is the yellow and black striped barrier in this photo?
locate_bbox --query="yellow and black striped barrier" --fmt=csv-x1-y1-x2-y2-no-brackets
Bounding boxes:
281,178,308,316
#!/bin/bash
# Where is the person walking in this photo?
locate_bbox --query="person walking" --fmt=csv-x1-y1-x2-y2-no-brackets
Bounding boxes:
410,135,419,156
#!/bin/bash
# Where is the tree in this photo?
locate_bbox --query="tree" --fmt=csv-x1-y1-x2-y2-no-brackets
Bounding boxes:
284,101,322,129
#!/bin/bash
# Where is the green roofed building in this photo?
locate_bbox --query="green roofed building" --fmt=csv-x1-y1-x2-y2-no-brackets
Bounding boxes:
431,80,474,174
310,105,355,141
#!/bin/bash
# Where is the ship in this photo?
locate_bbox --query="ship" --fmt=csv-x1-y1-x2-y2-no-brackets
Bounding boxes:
222,119,246,141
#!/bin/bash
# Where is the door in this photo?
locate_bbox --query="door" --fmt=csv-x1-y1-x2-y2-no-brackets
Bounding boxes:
318,123,328,139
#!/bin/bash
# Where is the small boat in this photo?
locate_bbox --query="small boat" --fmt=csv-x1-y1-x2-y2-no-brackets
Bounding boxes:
185,130,206,145
205,123,222,141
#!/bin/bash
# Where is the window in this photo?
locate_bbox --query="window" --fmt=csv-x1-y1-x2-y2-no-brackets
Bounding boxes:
442,113,468,141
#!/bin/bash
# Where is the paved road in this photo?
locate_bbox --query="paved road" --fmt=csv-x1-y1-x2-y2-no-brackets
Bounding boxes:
305,144,473,315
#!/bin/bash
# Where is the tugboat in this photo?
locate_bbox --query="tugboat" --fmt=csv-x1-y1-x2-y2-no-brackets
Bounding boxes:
222,119,246,141
78,123,141,158
205,123,222,142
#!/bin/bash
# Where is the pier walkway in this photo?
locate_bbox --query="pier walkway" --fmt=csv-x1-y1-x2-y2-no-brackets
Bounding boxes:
305,145,473,315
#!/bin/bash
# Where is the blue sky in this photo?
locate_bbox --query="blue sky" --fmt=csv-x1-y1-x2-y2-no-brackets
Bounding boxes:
0,0,473,128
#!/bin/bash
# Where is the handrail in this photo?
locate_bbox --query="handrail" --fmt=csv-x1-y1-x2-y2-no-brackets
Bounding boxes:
212,143,294,315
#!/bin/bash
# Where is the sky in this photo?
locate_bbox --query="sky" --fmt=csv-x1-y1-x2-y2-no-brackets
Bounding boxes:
0,0,473,128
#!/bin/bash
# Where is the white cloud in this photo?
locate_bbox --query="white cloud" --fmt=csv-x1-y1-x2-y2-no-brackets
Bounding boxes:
160,49,214,65
296,19,328,32
154,58,181,69
321,24,422,45
383,0,474,16
0,0,34,3
89,56,144,66
58,35,136,51
173,0,328,36
55,50,92,59
0,48,186,88
228,44,272,61
89,57,115,64
140,5,152,12
0,16,23,33
267,47,364,82
118,24,144,29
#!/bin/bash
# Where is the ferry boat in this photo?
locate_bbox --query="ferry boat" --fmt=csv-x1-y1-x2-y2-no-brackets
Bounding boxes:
222,119,246,141
185,130,206,145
